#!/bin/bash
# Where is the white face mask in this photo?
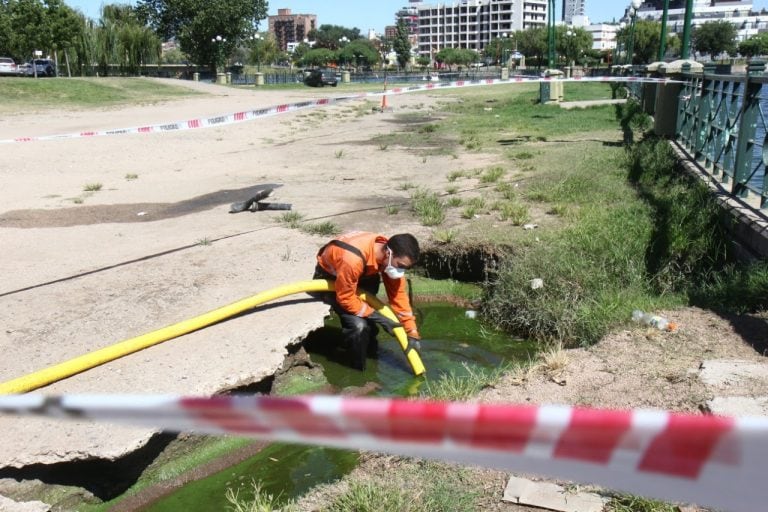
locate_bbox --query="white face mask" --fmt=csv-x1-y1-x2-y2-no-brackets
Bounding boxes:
384,249,406,279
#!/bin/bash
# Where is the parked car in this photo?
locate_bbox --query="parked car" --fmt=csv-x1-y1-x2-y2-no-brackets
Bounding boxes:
20,59,56,77
0,57,17,76
303,68,338,87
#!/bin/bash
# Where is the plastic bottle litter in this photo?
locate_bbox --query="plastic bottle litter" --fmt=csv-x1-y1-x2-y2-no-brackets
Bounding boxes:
631,310,677,332
465,310,477,320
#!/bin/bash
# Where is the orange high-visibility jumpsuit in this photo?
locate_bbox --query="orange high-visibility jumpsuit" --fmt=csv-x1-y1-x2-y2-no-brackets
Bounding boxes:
315,231,419,338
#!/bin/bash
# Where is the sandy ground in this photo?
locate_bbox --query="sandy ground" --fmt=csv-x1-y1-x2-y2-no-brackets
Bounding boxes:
0,78,458,470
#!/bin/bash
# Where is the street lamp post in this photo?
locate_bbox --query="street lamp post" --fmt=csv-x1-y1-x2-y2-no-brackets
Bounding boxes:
250,33,263,72
496,32,508,66
338,36,349,69
547,0,556,69
211,34,226,83
626,0,642,67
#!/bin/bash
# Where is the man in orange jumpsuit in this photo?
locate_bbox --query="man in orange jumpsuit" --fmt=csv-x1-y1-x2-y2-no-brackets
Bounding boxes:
314,231,421,370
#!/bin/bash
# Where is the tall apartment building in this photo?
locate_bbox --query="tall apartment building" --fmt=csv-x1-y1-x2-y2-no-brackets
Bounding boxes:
386,4,421,46
396,4,421,35
632,0,764,43
268,8,317,51
562,0,586,24
416,0,548,58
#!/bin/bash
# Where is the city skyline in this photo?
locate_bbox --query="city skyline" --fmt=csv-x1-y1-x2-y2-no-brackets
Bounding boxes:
65,0,768,31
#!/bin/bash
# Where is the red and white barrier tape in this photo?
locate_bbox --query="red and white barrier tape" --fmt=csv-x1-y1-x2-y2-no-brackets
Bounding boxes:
0,393,765,511
0,76,678,144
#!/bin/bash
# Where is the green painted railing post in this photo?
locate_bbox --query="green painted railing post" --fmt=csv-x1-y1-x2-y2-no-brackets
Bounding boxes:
658,0,670,61
733,60,765,198
681,0,694,60
695,62,716,165
678,62,696,141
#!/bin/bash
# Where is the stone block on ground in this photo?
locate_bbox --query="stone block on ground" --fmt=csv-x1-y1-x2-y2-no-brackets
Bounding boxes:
502,476,607,512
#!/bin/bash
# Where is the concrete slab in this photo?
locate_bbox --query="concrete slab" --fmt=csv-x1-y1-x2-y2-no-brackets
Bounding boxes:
502,476,607,512
0,495,49,512
698,359,768,388
707,396,768,417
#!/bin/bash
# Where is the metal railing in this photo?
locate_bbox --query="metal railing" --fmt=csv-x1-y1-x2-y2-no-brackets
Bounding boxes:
676,61,768,210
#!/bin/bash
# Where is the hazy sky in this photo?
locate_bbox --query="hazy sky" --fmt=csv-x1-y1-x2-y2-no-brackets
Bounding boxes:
65,0,768,31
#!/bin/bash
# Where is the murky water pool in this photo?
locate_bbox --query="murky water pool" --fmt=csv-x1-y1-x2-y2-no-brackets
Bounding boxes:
144,302,534,511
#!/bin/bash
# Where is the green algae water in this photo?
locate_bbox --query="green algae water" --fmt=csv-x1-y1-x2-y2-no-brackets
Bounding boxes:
304,302,534,396
144,302,533,511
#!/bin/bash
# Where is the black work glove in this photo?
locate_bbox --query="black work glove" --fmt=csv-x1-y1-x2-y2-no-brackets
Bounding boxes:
368,311,402,337
407,336,422,353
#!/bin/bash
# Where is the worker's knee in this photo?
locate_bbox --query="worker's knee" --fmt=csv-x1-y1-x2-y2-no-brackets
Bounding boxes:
345,316,370,337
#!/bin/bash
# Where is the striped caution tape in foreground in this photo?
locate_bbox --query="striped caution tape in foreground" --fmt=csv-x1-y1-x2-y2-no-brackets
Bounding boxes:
1,394,765,511
0,76,680,144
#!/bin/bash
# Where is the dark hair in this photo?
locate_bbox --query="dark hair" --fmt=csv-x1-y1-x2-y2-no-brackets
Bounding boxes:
387,233,420,262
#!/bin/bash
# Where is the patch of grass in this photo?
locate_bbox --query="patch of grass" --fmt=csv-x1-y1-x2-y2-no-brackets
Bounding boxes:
445,185,459,195
605,493,678,512
124,173,138,181
0,77,199,114
378,143,388,151
418,123,438,133
466,196,486,210
496,182,518,200
512,151,534,160
433,229,458,244
482,134,750,347
276,211,305,229
422,362,510,401
480,166,505,183
385,204,400,215
83,183,103,192
548,204,570,216
325,461,482,512
446,196,463,208
300,221,341,236
462,134,481,150
226,480,297,512
72,197,84,204
498,201,530,225
397,181,417,191
334,149,344,159
447,170,465,182
197,237,212,246
410,189,445,226
563,82,615,102
408,276,481,301
461,206,477,219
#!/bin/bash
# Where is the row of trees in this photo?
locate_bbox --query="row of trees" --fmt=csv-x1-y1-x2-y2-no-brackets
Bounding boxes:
615,18,768,64
4,1,768,77
0,0,269,75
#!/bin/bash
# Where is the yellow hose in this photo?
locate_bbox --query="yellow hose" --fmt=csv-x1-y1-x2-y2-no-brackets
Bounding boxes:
0,279,425,394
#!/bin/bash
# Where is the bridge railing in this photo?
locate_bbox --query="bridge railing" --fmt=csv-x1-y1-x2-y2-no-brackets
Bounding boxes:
675,62,768,211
